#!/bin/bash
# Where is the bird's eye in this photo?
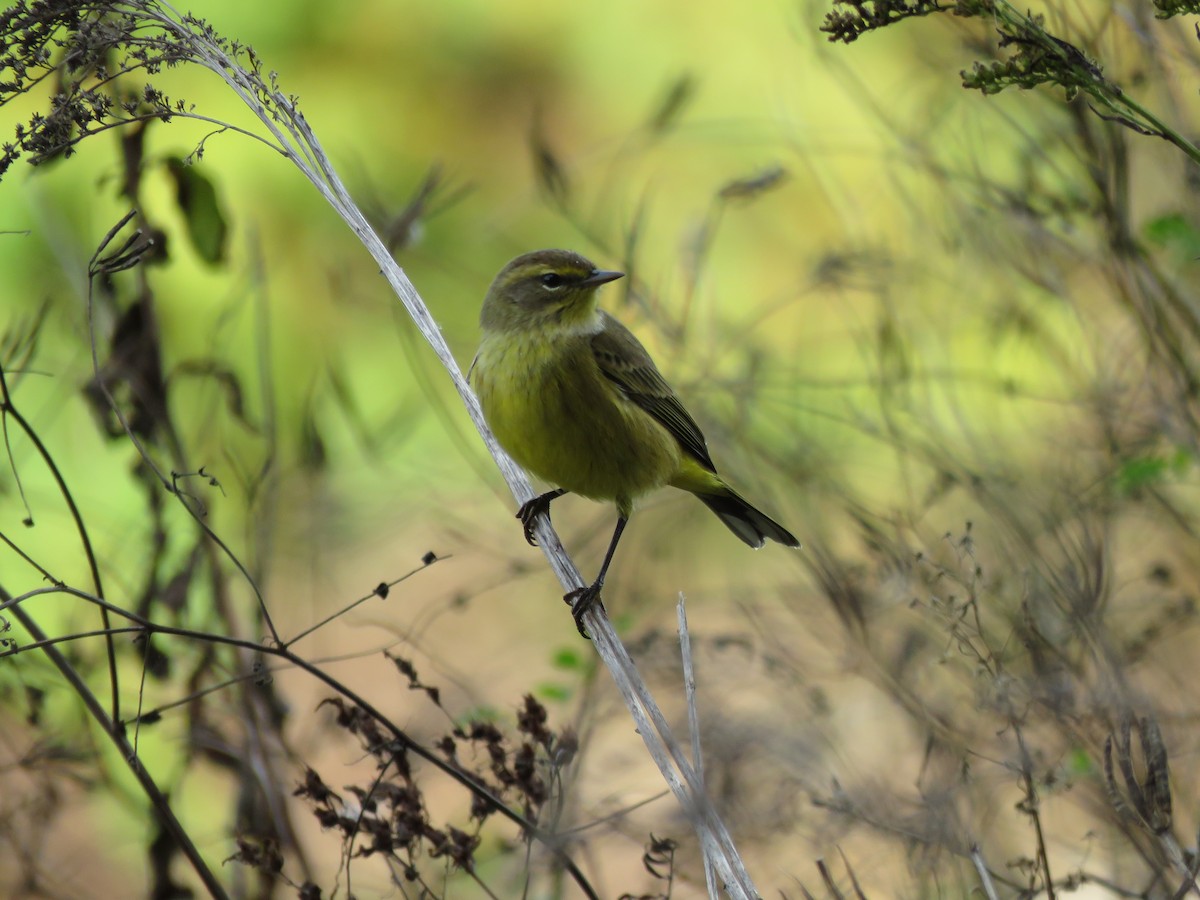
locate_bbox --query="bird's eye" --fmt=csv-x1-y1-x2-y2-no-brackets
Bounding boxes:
539,272,565,289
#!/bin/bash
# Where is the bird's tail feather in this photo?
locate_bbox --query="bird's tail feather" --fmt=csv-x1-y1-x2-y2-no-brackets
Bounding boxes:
697,488,799,549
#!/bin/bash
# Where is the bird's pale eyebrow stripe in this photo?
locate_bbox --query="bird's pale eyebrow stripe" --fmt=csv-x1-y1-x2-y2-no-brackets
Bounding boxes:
512,263,591,282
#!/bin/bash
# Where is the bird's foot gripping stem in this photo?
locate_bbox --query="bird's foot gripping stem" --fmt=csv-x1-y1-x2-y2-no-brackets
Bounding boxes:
516,489,567,547
564,583,604,639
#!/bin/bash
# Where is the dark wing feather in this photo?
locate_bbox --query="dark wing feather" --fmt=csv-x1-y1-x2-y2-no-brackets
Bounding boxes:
590,312,717,472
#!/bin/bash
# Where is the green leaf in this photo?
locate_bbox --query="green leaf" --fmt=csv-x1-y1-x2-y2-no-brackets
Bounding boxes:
535,682,572,702
166,157,229,265
1114,449,1192,495
1144,213,1200,257
551,648,582,670
1067,747,1093,776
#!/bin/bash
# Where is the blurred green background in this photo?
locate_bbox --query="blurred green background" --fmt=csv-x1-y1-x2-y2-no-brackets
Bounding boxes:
4,0,1200,896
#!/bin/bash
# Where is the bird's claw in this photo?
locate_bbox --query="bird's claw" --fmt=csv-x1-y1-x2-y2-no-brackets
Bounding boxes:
516,500,547,546
564,584,604,639
516,490,563,547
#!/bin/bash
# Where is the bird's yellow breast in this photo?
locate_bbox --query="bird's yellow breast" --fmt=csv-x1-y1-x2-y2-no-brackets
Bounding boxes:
471,327,682,506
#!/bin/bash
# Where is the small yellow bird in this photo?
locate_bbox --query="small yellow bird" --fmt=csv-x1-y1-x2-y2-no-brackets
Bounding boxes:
470,249,798,635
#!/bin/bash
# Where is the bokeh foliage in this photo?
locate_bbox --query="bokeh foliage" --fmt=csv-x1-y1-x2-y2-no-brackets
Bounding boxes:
4,0,1200,897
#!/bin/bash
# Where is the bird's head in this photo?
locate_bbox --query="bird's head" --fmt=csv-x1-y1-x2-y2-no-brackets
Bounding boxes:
480,249,624,333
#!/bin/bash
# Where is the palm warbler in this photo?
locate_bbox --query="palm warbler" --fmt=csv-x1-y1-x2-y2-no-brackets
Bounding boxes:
470,249,798,634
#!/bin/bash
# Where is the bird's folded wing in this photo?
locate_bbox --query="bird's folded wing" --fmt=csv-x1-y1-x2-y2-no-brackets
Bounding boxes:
590,315,717,472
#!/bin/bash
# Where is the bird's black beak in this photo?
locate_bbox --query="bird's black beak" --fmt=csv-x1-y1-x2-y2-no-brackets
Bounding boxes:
582,269,624,286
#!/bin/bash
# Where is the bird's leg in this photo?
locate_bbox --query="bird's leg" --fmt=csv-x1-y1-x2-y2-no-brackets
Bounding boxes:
516,488,568,546
565,515,628,638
